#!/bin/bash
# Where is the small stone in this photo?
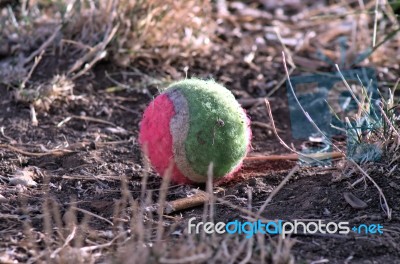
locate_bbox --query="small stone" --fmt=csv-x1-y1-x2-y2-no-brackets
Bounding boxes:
343,192,367,209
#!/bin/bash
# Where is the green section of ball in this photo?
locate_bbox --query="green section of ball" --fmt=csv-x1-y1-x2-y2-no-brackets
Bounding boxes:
166,79,249,178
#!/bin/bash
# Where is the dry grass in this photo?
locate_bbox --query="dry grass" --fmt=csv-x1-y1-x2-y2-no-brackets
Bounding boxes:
278,48,400,219
0,0,215,125
0,0,398,90
61,0,214,66
0,172,296,263
0,0,214,85
112,0,214,66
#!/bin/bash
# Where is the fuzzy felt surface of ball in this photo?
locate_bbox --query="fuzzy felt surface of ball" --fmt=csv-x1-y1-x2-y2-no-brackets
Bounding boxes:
139,79,251,184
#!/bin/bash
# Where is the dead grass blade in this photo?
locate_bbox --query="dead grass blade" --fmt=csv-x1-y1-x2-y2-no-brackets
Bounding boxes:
256,166,299,216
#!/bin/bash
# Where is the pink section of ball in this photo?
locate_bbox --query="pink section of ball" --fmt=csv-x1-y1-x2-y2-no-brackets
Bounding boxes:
139,94,193,184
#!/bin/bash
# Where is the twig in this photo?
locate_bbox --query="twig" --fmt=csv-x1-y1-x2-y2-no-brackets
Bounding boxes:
156,162,173,242
30,104,38,126
21,50,45,89
372,0,379,47
256,166,299,216
251,121,282,132
0,144,73,157
0,140,130,157
335,64,369,118
349,161,392,219
24,25,61,65
267,67,295,97
283,52,344,155
377,103,400,139
265,99,324,164
72,206,114,226
0,213,19,220
58,115,116,127
105,71,132,90
369,27,400,55
267,27,296,97
56,117,73,127
245,152,344,162
164,190,209,214
80,231,128,252
68,24,119,80
50,225,77,258
0,127,17,144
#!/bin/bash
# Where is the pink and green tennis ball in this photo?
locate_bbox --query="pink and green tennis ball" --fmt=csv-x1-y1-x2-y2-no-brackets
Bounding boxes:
139,79,251,184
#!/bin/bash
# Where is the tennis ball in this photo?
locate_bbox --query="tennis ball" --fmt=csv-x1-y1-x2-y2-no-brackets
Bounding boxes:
139,79,251,184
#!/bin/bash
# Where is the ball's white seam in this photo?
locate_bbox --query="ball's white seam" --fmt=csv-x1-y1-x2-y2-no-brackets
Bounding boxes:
167,89,207,183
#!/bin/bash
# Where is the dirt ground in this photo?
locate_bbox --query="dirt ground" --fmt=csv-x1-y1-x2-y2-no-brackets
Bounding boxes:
1,1,400,263
1,56,399,263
